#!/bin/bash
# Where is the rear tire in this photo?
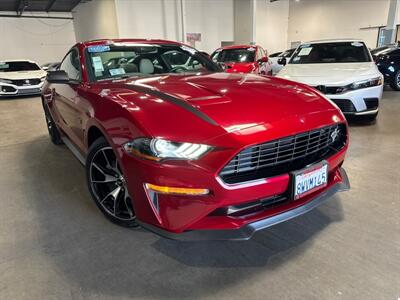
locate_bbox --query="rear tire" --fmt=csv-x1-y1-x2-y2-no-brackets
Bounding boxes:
86,137,138,227
43,103,63,145
389,70,400,91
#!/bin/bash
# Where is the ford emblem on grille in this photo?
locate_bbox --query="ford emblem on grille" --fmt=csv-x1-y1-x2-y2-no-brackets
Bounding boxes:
330,127,340,142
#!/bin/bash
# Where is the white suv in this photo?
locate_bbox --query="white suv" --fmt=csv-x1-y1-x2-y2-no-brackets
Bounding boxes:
0,60,47,97
277,39,383,121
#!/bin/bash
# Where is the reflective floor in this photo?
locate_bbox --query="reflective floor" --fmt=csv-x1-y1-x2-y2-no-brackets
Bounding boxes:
0,90,399,300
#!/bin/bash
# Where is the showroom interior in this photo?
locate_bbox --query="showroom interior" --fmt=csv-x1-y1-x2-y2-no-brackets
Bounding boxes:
0,0,399,299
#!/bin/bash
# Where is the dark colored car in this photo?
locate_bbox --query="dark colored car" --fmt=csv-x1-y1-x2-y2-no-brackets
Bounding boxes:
373,45,400,90
42,39,349,240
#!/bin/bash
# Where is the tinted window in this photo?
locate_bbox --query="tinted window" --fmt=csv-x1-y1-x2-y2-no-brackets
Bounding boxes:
60,49,81,81
290,42,371,64
0,61,40,72
212,48,256,63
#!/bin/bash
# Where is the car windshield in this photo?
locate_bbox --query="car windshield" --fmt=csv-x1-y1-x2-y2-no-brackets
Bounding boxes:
211,48,256,63
0,61,40,72
86,43,219,81
279,48,295,58
289,42,371,64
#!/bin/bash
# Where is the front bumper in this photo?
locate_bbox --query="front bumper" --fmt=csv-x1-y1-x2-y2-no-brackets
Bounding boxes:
325,85,383,116
0,82,43,97
138,167,350,240
121,137,348,239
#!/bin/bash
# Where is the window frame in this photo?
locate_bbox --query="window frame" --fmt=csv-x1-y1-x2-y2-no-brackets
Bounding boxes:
59,47,82,84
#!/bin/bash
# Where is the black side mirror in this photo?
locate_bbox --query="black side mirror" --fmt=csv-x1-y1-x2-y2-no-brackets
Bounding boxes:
46,70,69,84
277,57,287,65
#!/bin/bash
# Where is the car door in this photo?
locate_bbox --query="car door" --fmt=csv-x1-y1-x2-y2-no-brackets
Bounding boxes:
52,48,86,152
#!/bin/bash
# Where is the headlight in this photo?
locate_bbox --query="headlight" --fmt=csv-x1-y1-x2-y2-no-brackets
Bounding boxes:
350,77,383,90
40,76,46,82
123,138,212,161
0,79,12,84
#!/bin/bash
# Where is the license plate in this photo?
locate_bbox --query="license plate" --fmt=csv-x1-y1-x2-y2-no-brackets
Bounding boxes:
292,162,328,200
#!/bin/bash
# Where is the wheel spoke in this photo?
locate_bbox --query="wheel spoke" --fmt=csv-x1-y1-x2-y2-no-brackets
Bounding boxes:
123,188,134,218
100,186,122,204
92,175,118,184
92,162,114,177
101,149,112,169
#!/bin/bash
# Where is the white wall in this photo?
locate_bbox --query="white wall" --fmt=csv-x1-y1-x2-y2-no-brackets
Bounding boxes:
256,0,289,54
288,0,398,48
234,0,253,45
73,0,119,42
115,0,181,41
185,0,234,52
0,13,76,65
115,0,234,53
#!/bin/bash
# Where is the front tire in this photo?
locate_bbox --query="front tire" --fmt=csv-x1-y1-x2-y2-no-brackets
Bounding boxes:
389,70,400,91
86,137,138,227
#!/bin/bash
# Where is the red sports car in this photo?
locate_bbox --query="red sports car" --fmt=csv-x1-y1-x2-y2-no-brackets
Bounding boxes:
211,44,273,75
42,39,350,240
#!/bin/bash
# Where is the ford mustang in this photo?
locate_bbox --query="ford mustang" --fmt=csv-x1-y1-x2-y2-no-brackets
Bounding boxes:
42,39,350,240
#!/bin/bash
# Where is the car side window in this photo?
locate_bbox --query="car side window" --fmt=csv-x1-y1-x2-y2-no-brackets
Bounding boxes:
257,47,263,59
60,48,81,81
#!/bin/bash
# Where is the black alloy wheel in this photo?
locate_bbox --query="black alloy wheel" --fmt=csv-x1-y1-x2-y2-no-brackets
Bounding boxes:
86,137,138,227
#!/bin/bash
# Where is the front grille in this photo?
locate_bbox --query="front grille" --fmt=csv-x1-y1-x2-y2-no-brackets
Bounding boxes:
313,85,347,95
17,88,41,95
364,98,379,110
220,123,347,184
331,99,356,113
209,195,289,217
11,79,41,86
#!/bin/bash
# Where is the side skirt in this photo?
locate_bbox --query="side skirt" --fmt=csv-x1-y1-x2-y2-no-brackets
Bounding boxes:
61,136,86,166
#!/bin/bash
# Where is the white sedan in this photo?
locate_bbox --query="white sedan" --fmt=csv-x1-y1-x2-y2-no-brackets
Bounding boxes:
0,60,47,97
277,39,383,122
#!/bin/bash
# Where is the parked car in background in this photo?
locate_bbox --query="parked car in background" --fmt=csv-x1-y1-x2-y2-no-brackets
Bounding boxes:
270,48,296,75
211,45,272,75
269,51,282,58
41,62,60,72
0,60,47,97
41,39,349,240
373,45,400,91
277,39,383,122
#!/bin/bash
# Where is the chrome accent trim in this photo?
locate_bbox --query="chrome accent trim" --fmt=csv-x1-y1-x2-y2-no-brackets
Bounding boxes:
353,108,379,116
61,136,86,165
216,176,268,190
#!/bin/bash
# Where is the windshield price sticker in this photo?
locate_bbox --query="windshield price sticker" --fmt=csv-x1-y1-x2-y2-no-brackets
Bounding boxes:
298,47,313,56
92,56,104,72
109,68,126,76
88,45,111,53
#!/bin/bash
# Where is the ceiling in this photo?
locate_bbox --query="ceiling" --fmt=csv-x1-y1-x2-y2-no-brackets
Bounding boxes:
0,0,88,15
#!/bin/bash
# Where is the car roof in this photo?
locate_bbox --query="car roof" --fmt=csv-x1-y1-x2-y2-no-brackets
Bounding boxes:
303,39,364,44
0,59,38,64
217,44,259,50
80,39,184,47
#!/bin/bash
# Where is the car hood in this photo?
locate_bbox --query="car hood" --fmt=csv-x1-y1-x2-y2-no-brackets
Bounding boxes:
277,62,380,86
99,72,344,145
224,62,255,73
0,70,46,80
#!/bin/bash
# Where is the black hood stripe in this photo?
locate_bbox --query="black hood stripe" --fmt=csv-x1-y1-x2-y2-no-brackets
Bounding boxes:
121,84,218,126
